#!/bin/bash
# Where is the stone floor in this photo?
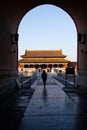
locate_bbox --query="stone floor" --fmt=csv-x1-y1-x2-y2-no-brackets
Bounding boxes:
17,75,87,130
0,78,38,130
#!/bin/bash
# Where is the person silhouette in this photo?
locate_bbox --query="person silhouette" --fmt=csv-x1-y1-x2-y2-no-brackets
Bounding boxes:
41,70,47,87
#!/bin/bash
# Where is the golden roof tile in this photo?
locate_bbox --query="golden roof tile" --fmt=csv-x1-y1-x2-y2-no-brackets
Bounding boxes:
21,49,66,58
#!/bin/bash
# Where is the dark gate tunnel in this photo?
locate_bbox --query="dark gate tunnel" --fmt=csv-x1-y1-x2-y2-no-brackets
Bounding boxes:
0,1,87,130
0,0,87,103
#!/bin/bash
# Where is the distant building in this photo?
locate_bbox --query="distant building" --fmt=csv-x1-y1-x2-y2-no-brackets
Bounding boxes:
68,61,77,69
67,61,77,74
18,49,70,76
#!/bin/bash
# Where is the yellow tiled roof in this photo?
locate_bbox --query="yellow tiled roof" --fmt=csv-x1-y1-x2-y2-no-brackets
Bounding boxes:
21,49,66,58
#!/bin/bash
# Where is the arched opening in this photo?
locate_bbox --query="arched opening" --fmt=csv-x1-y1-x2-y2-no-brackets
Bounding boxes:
18,4,77,76
0,1,87,129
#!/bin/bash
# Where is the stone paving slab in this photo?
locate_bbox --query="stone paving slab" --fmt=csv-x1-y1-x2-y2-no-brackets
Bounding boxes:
17,115,87,130
24,98,85,116
0,78,38,130
17,75,87,130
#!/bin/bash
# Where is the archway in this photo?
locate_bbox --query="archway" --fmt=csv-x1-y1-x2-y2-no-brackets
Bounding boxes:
0,1,87,98
18,4,77,62
18,4,77,78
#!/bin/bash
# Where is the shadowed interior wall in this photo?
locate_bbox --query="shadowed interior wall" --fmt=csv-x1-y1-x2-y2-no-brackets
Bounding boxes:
0,0,87,99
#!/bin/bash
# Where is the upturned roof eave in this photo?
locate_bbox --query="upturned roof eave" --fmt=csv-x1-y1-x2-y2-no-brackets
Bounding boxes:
21,55,66,58
19,59,70,63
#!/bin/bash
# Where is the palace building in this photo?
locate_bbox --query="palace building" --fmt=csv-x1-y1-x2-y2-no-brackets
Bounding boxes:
18,49,70,76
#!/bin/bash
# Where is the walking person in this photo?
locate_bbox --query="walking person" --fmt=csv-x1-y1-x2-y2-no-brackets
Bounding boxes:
41,70,47,87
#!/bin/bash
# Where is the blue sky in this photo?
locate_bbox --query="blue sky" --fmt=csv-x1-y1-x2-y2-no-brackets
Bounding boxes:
18,4,77,61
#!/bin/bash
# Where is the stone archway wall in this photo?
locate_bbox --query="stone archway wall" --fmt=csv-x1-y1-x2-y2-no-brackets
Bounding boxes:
0,0,86,75
0,0,87,98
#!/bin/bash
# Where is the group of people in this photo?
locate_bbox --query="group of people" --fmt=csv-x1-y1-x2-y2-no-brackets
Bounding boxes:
41,70,47,87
